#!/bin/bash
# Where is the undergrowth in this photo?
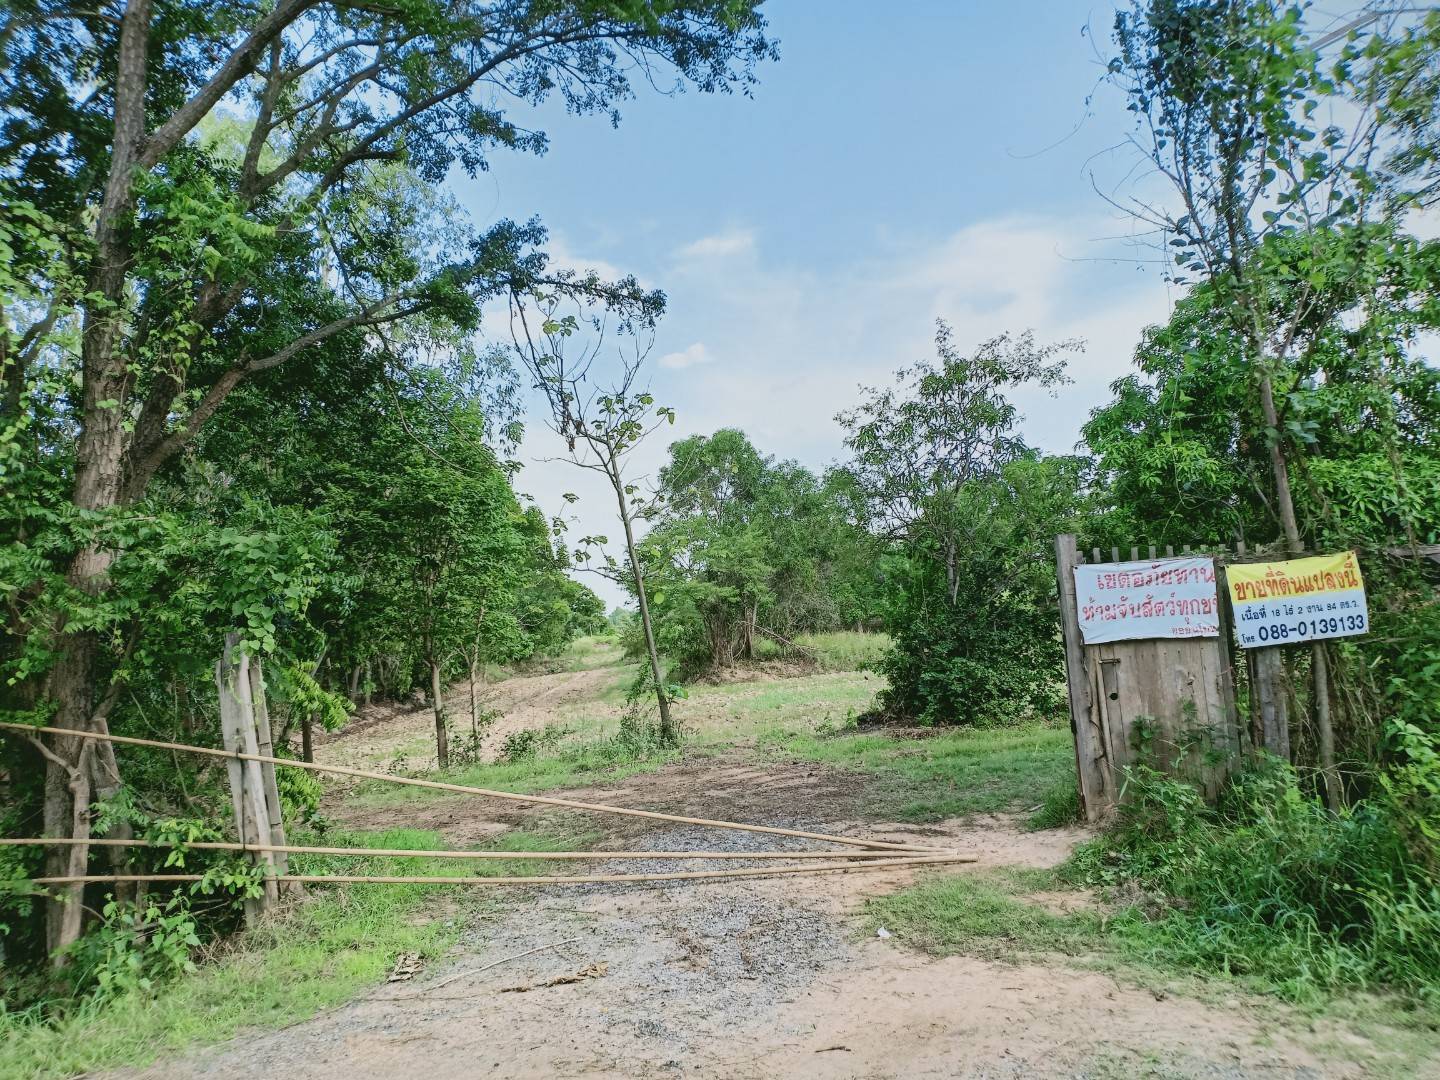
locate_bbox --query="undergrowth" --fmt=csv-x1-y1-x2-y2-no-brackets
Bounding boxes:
1062,759,1440,1004
0,827,577,1079
759,723,1074,820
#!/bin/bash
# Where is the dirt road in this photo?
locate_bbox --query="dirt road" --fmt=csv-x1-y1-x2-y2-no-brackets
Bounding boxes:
119,744,1383,1079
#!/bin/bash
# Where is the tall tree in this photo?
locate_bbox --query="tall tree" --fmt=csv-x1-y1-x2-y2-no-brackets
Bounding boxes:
1,0,773,958
509,291,681,744
1107,0,1440,800
837,323,1081,726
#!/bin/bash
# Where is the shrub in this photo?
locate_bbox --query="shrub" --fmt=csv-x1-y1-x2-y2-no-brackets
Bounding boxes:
1066,758,1440,1001
498,724,569,763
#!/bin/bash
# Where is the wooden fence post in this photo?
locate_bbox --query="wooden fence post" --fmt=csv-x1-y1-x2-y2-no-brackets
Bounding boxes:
1056,534,1106,821
247,658,291,887
216,634,282,922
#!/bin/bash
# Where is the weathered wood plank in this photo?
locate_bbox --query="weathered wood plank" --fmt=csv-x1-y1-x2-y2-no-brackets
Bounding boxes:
1056,535,1106,821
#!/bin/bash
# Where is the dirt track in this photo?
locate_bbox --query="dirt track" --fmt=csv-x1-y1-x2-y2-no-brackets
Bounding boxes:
312,664,622,773
115,668,1418,1079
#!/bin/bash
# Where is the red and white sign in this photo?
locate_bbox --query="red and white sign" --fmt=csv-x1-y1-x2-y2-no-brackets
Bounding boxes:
1074,557,1221,644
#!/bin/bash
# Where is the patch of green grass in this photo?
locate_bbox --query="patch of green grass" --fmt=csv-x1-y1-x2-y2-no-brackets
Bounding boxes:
549,634,626,672
759,723,1074,820
1027,779,1082,830
868,870,1100,959
752,630,892,671
0,826,575,1080
349,735,679,810
797,630,892,671
685,671,883,736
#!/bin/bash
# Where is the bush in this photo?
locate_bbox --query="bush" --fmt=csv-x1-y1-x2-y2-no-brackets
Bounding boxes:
1065,758,1440,1001
497,724,569,763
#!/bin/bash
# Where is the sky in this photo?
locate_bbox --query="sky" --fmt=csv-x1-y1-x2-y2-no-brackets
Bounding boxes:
452,1,1188,607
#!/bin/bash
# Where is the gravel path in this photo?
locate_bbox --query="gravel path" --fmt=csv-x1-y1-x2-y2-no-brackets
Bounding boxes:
118,802,1361,1080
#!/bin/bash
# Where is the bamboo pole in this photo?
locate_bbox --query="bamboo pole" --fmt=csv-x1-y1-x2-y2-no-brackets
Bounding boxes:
0,838,941,859
26,853,974,888
0,723,930,853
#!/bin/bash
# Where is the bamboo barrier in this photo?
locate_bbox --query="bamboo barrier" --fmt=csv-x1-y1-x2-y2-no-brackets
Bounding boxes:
0,722,934,853
0,838,939,860
26,852,974,888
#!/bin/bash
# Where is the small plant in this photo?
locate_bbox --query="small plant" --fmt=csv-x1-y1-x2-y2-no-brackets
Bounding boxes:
1063,756,1440,1002
67,895,202,1001
1027,781,1081,830
498,724,569,763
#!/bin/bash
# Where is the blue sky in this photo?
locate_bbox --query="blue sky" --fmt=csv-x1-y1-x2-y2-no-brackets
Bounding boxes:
454,2,1184,604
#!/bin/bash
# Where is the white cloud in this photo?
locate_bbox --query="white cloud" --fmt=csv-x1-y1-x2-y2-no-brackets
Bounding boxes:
657,342,712,370
674,228,756,260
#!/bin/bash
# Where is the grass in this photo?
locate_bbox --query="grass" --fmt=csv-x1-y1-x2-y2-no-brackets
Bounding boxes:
868,869,1100,960
1027,779,1083,829
546,634,627,673
0,827,578,1080
758,722,1075,820
868,869,1440,1078
347,731,680,811
753,630,892,671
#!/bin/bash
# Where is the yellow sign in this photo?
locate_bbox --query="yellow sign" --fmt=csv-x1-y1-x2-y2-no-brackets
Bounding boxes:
1227,552,1368,648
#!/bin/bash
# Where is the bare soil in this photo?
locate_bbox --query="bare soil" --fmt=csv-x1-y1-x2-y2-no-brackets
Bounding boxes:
119,668,1423,1079
315,665,623,773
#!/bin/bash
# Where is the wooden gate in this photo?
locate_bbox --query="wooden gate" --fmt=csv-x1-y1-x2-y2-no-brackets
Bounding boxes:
1056,535,1243,822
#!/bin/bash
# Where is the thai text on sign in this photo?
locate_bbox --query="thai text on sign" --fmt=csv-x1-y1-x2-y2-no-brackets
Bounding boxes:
1073,557,1220,644
1227,551,1368,648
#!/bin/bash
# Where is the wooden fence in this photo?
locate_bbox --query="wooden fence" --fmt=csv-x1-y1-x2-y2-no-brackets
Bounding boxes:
1056,536,1248,822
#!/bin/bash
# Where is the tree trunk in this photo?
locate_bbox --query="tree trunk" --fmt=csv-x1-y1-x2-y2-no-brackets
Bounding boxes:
429,659,449,769
468,656,480,737
40,0,154,965
611,471,676,745
1258,370,1338,807
1312,644,1343,810
301,715,314,763
41,737,94,962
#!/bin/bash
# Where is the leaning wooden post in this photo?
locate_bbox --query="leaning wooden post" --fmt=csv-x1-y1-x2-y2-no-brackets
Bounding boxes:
247,658,292,888
216,634,279,921
1056,534,1106,821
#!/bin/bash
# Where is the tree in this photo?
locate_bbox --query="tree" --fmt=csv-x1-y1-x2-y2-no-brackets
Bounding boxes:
1106,0,1440,801
639,429,883,673
1,0,773,957
838,322,1073,606
509,291,681,744
837,322,1080,725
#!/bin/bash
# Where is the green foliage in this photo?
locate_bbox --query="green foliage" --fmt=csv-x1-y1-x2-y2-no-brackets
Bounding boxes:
872,455,1088,726
0,828,497,1079
67,896,202,1002
498,724,570,763
1083,233,1440,551
838,324,1085,726
638,429,884,675
1065,760,1440,1001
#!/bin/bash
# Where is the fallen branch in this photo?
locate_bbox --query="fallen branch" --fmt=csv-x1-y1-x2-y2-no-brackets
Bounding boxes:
389,937,582,997
499,961,606,992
